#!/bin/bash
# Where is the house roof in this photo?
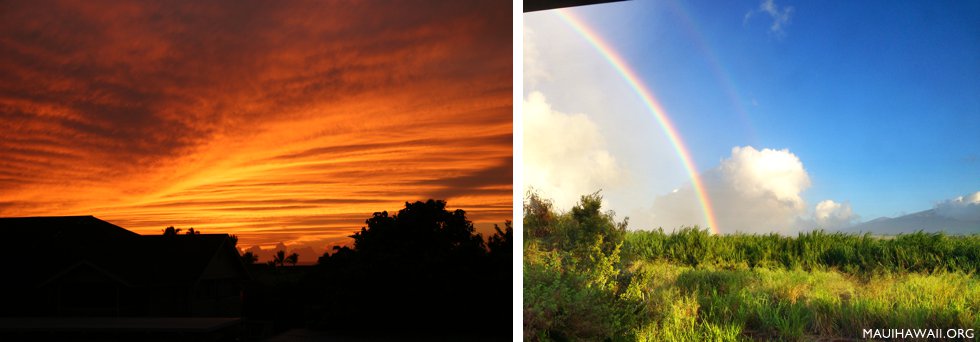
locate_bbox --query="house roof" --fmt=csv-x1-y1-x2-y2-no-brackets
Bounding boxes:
0,216,245,288
0,215,140,244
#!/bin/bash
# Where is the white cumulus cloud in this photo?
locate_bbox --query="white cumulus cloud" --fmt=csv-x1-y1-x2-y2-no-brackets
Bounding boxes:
801,199,860,230
647,146,810,234
524,92,621,210
934,191,980,221
645,145,864,233
721,146,810,209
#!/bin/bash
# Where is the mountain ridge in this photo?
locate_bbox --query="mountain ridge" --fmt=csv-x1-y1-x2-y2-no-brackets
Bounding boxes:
844,208,980,235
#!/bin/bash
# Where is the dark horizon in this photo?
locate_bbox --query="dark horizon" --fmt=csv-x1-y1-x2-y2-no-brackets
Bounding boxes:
0,200,513,340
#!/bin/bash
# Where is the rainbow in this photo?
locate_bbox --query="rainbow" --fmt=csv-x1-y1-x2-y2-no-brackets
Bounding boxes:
556,9,720,234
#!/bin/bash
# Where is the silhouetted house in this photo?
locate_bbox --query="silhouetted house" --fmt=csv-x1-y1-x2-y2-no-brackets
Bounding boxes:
0,216,250,318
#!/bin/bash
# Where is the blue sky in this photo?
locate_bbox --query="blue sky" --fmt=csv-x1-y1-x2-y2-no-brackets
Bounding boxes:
524,0,979,232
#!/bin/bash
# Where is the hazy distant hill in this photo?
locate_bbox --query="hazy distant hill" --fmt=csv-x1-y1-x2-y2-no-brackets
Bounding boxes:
846,209,980,235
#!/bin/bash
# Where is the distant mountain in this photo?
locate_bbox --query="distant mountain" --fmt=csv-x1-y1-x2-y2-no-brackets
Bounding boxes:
864,216,891,224
845,209,980,235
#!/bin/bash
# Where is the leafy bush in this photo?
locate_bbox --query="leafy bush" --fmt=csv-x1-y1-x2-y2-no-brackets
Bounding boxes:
524,192,633,341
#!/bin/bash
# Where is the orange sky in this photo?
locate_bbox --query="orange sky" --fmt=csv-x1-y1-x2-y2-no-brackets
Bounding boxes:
0,1,512,261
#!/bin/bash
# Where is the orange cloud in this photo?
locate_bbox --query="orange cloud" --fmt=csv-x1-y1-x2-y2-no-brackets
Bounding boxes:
0,0,512,259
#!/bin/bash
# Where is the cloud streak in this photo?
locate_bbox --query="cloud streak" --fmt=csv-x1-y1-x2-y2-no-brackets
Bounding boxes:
0,0,511,253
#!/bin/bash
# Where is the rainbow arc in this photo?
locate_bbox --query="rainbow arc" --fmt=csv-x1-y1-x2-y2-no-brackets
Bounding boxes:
557,9,720,234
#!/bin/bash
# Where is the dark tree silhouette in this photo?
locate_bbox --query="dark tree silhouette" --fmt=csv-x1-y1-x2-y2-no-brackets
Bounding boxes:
307,199,511,337
162,226,182,236
488,221,513,257
269,250,299,267
162,226,200,236
347,199,488,266
273,250,286,267
241,251,258,265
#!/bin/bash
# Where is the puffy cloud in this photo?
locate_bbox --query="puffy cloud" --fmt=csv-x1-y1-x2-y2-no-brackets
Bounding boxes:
721,146,810,209
745,0,794,37
934,191,980,221
645,146,865,234
647,146,811,234
523,92,621,210
804,200,860,230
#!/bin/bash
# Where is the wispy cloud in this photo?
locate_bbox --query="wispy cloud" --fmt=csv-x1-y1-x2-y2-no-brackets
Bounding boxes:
744,0,794,38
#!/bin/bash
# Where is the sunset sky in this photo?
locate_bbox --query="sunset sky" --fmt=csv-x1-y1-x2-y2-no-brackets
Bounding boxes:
0,1,512,260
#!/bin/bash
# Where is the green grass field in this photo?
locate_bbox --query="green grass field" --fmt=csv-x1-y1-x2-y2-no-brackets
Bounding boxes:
524,193,980,341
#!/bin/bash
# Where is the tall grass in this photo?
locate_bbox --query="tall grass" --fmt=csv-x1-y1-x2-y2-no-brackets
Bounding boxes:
524,193,980,341
623,228,980,274
621,261,980,341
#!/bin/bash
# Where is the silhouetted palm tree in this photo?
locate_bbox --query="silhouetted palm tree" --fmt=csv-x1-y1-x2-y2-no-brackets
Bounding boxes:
273,250,286,267
286,252,299,266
